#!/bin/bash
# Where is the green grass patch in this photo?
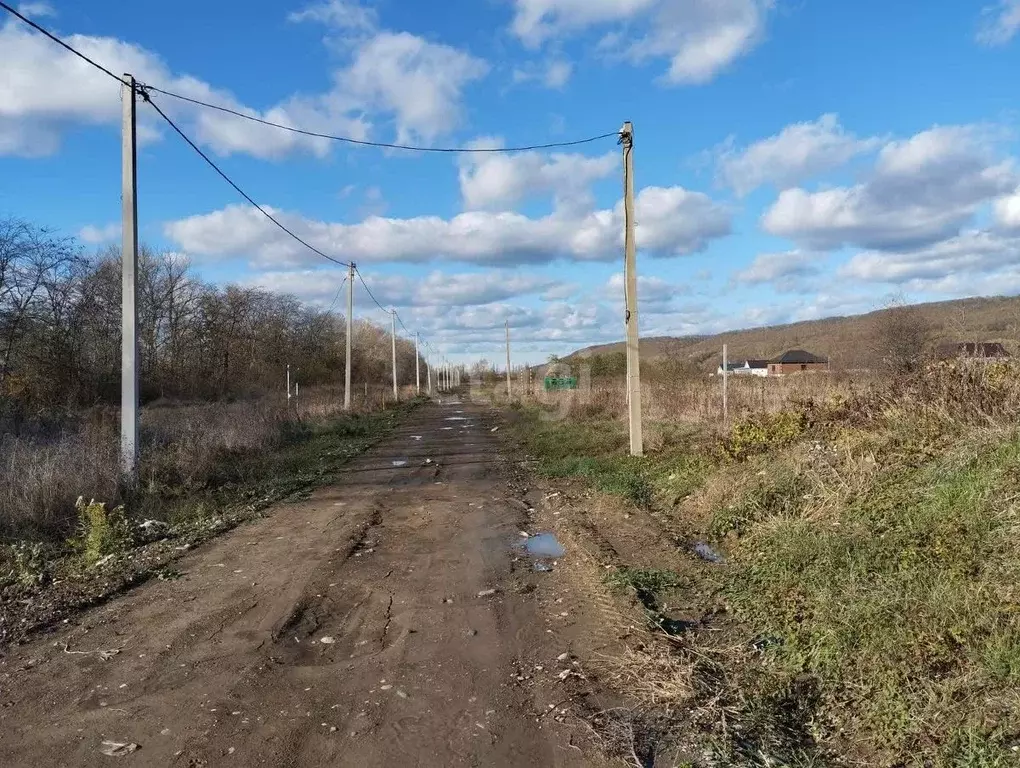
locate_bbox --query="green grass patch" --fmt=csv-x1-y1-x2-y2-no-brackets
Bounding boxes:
605,566,687,594
723,432,1020,763
605,566,691,635
512,405,712,510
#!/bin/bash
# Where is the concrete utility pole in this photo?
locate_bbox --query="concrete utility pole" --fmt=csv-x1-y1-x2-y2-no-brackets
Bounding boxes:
722,344,729,423
415,332,421,394
121,74,139,486
427,355,432,395
505,319,512,399
621,120,643,457
344,262,354,411
390,310,398,401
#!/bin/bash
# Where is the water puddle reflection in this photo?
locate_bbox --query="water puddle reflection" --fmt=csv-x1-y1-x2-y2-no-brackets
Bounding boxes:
514,531,565,572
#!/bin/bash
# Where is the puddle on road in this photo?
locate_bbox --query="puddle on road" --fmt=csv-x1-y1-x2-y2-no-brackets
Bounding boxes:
441,427,453,431
410,435,423,441
392,460,408,467
514,532,565,572
445,416,468,421
524,533,565,558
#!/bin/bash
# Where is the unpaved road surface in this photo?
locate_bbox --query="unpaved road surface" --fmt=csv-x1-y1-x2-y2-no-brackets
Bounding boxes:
0,400,608,767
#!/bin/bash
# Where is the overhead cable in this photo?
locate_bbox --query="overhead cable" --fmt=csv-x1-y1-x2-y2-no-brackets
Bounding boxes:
144,91,350,269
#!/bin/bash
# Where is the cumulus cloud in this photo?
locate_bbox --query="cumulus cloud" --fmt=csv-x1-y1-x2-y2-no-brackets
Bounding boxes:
732,250,821,289
994,186,1020,231
78,223,121,244
248,268,562,308
718,114,881,196
340,32,489,145
762,125,1017,251
0,18,362,158
977,1,1020,46
0,8,486,157
605,272,691,314
511,0,774,85
458,141,617,211
839,230,1020,284
164,184,731,267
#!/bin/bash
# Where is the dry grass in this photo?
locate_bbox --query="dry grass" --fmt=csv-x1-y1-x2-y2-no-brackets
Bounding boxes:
513,360,1020,765
0,384,404,542
519,371,859,431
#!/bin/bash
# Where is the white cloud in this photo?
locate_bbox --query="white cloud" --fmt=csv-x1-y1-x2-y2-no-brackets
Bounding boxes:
78,223,121,244
839,230,1020,284
762,125,1017,251
248,268,561,308
341,32,489,145
164,184,730,267
718,114,881,196
543,59,573,88
0,19,359,158
288,0,377,31
606,272,689,313
458,140,617,211
514,58,574,88
511,0,774,85
17,3,55,17
733,250,821,286
994,186,1020,231
977,1,1020,46
0,10,486,157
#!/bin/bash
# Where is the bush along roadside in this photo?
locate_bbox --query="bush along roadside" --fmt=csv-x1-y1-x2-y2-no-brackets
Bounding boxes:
510,365,1020,766
0,399,421,648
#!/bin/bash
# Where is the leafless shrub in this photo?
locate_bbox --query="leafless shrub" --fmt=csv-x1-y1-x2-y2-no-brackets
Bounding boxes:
868,294,932,373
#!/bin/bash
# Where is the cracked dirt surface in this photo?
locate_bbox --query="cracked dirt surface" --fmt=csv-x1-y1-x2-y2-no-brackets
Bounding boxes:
0,399,615,767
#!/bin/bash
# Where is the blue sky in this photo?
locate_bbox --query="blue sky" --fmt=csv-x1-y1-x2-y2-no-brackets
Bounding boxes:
3,0,1020,365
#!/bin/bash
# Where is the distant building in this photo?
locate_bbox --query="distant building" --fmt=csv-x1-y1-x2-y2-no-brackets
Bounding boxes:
716,359,769,377
768,349,829,376
935,342,1010,360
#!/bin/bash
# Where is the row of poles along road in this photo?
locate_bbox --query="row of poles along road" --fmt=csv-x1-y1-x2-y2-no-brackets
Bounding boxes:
0,3,646,490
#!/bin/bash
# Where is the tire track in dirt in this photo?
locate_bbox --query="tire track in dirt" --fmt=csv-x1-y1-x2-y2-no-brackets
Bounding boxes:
0,400,623,767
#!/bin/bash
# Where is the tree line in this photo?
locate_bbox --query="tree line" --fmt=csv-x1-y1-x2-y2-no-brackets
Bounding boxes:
0,217,423,423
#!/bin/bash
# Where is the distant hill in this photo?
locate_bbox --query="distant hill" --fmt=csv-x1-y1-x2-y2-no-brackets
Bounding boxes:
555,295,1020,373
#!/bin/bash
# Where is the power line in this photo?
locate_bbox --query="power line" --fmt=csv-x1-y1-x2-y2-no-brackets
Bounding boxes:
144,86,620,154
2,5,619,155
354,266,391,314
0,1,123,83
143,91,350,269
325,275,348,314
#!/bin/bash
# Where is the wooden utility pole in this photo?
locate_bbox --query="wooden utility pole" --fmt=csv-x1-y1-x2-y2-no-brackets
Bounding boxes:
427,355,432,395
722,344,729,423
621,121,643,457
505,320,512,398
287,363,292,406
390,310,398,401
121,74,139,485
344,262,354,410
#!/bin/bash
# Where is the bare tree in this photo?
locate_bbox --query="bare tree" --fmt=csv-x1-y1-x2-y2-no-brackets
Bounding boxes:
869,294,931,373
0,217,425,417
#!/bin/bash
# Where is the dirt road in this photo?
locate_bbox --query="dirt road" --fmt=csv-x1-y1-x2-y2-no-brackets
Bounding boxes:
0,400,609,767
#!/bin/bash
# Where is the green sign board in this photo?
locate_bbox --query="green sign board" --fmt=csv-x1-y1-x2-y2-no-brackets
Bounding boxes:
544,376,577,391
